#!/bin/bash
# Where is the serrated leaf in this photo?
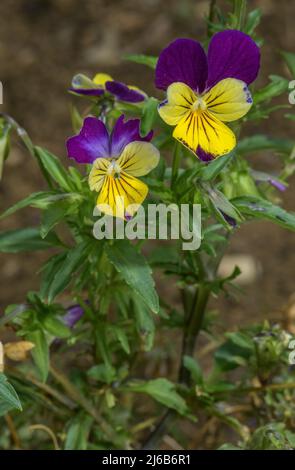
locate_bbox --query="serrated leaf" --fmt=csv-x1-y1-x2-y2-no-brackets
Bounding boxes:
106,240,159,313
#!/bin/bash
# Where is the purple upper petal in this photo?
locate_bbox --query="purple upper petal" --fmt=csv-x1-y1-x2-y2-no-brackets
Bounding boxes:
155,38,208,93
69,87,105,97
207,30,260,89
105,80,145,103
110,115,153,157
66,117,110,163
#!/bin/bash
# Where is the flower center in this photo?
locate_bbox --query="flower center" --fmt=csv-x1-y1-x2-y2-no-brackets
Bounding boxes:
191,96,207,113
107,159,121,179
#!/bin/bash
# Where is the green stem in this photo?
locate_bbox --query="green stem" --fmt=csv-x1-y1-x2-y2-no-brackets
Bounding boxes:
179,284,210,384
171,141,182,188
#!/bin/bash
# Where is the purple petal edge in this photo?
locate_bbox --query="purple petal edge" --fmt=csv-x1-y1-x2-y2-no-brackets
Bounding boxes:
69,87,105,97
105,81,145,103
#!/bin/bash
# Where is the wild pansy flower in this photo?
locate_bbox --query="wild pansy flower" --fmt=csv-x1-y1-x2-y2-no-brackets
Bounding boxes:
69,73,146,103
67,115,159,218
155,30,260,161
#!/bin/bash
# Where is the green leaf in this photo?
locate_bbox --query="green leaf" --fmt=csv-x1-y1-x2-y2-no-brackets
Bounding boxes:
237,135,293,155
204,184,242,227
232,195,295,231
43,316,71,338
1,192,83,221
123,54,158,69
285,113,295,121
70,104,83,134
247,424,293,450
126,378,189,415
34,146,74,192
215,335,252,372
244,8,261,35
65,415,93,450
183,356,203,385
40,201,72,238
87,364,116,384
253,75,289,104
46,242,88,303
218,443,241,450
225,331,254,350
281,50,295,76
26,329,49,382
144,178,174,203
133,294,155,351
112,326,130,354
40,252,67,300
0,121,11,181
106,240,159,313
200,153,233,181
140,97,159,135
0,227,62,253
0,373,22,414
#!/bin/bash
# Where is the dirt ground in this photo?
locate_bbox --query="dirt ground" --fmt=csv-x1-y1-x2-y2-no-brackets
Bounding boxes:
0,0,294,327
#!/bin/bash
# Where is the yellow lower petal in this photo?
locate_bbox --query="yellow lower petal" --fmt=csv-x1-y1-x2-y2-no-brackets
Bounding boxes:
96,172,148,219
173,110,236,159
203,78,252,122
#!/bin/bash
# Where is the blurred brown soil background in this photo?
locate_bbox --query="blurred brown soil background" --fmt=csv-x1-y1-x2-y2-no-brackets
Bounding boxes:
0,0,294,327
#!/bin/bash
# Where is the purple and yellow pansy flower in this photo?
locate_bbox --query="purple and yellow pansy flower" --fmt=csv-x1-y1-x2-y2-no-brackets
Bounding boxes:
155,30,260,161
70,73,146,103
67,115,159,218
